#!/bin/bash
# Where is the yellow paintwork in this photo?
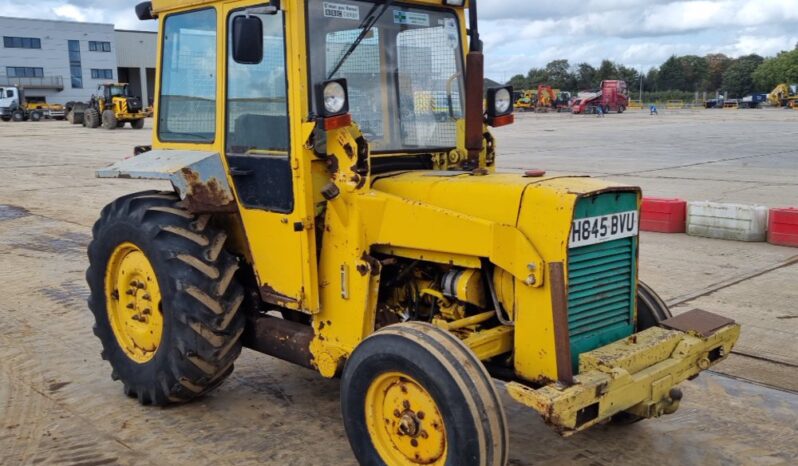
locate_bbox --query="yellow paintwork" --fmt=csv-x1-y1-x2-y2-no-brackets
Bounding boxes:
507,322,741,434
105,242,164,363
366,372,447,465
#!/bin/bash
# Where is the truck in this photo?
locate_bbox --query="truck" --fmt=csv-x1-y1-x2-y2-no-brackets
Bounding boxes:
740,93,768,109
86,0,740,463
572,80,629,114
0,86,57,121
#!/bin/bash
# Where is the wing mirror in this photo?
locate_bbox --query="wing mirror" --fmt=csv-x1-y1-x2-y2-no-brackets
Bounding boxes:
232,15,264,64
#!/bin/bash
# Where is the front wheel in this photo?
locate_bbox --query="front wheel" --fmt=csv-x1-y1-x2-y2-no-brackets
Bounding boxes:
87,191,245,405
102,109,118,129
341,322,508,466
11,110,25,122
131,118,145,129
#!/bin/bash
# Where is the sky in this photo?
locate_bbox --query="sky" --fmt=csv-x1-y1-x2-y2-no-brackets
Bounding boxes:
2,0,798,82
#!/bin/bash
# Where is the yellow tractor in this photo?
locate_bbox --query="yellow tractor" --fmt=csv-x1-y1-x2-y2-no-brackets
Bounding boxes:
81,83,146,129
88,0,740,463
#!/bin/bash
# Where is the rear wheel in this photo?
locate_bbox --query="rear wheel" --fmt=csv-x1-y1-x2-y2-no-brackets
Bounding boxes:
131,118,145,129
117,121,126,128
30,111,42,122
102,109,118,129
341,322,508,466
87,191,245,405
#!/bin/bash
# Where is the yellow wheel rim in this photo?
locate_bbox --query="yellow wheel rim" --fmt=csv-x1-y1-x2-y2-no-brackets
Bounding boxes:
105,242,164,363
366,372,447,465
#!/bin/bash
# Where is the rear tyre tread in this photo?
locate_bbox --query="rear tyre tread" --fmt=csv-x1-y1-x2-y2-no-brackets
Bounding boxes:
87,190,244,406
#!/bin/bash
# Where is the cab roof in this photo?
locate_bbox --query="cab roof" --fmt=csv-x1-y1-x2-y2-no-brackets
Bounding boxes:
150,0,466,15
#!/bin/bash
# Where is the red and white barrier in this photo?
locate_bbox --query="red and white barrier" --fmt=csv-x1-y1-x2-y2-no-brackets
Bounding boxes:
768,208,798,247
640,198,686,233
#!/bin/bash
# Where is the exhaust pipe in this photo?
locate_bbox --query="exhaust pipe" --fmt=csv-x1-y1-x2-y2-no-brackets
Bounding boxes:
465,0,484,168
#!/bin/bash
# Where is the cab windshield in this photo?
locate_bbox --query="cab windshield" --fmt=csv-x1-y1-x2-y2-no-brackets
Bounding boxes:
108,86,128,97
307,0,465,153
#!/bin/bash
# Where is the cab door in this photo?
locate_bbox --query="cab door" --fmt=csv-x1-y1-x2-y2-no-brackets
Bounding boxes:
223,1,319,312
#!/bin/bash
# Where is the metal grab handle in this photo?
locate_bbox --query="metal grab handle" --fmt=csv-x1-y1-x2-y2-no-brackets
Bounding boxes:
229,167,253,177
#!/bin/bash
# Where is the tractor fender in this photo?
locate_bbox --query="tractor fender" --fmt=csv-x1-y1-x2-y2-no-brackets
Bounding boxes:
96,150,237,213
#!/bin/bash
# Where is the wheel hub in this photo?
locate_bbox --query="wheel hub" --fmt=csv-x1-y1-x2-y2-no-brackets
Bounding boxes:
105,243,163,363
366,372,446,465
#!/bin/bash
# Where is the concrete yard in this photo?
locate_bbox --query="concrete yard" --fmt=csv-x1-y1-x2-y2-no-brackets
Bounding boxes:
1,109,797,465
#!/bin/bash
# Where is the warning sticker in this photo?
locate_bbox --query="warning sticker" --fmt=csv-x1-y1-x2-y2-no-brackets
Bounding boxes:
323,2,360,21
393,10,430,27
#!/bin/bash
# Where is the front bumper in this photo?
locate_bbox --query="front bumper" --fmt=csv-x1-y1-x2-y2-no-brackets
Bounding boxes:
507,309,740,435
0,107,11,117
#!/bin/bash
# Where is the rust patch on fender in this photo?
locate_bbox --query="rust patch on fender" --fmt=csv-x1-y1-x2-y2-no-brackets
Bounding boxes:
179,167,237,213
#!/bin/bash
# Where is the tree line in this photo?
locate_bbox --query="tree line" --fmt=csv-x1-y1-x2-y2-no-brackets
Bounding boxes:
506,44,798,100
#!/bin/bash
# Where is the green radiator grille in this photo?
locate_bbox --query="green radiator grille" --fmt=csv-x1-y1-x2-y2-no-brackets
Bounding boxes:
568,193,638,371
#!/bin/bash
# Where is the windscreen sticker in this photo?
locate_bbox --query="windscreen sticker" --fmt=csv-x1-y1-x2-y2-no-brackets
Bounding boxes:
323,2,360,21
393,10,430,27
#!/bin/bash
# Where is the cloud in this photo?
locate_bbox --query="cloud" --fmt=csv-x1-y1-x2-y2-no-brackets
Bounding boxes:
480,0,798,80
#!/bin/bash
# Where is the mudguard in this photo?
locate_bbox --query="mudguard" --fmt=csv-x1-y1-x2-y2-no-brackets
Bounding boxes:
96,150,236,213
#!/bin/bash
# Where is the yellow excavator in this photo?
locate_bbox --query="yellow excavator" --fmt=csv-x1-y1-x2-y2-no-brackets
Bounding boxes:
767,83,798,108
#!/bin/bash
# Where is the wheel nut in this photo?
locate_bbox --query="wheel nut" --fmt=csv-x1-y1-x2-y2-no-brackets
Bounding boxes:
402,400,410,410
417,411,425,420
142,308,152,315
126,303,135,309
142,293,151,301
410,439,418,447
394,409,401,418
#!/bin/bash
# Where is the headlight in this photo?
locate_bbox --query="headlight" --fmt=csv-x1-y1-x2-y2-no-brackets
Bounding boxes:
494,88,511,114
486,85,515,127
322,79,348,116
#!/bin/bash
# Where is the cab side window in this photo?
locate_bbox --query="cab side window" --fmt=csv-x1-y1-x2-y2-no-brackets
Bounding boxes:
159,8,217,143
225,8,292,213
226,10,289,154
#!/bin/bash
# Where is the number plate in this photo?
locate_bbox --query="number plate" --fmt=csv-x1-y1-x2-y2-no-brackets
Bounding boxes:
570,211,639,248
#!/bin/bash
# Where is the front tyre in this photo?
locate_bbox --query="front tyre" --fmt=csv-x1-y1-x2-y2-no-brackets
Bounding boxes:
87,191,245,405
102,109,118,129
341,322,508,466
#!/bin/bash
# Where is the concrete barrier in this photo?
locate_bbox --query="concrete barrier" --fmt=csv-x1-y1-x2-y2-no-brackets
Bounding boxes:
687,201,768,242
768,208,798,247
641,198,686,233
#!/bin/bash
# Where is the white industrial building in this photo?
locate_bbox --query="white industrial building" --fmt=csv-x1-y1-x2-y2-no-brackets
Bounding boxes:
0,16,156,106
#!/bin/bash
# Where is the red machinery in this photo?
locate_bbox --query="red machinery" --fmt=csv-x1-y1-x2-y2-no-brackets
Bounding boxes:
572,80,629,114
536,85,557,110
